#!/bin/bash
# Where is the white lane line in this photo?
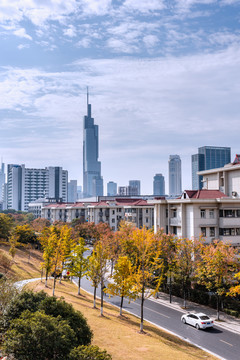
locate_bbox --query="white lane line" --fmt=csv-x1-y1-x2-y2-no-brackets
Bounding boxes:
219,340,233,347
133,301,170,318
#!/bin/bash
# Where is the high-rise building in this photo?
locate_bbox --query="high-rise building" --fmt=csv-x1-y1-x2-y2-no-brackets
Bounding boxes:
153,173,165,196
0,162,5,202
129,180,141,195
7,164,68,211
68,180,78,202
192,146,231,190
83,90,103,197
168,155,182,197
107,181,117,196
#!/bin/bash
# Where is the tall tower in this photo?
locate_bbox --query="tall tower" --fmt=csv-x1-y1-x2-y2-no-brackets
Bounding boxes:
192,146,231,190
168,155,182,197
83,89,103,197
153,173,165,196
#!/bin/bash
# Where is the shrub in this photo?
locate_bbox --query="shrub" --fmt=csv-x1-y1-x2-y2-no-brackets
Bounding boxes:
3,310,76,360
69,345,112,360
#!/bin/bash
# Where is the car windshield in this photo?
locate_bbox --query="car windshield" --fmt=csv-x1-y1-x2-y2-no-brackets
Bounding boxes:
199,315,210,320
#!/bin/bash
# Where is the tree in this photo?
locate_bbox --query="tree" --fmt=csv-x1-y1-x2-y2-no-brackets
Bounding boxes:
69,345,112,360
4,290,93,346
12,224,37,244
3,310,77,360
8,233,19,261
65,238,89,295
195,240,239,319
0,279,19,331
92,241,108,316
106,256,135,316
0,214,13,240
31,218,50,232
87,251,101,308
41,229,56,287
129,227,163,332
174,238,195,309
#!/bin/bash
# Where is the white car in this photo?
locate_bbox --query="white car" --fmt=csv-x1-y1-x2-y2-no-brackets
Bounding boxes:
181,312,214,330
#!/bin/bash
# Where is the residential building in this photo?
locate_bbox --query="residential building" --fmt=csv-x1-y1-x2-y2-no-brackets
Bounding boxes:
168,155,182,197
118,186,128,196
199,154,240,197
7,164,68,211
129,180,141,195
192,146,231,190
107,181,117,196
68,180,78,202
153,173,165,196
42,198,154,231
0,162,5,202
83,90,103,197
150,189,240,246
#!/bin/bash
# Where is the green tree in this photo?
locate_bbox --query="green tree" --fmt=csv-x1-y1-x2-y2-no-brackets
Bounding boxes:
106,256,135,316
93,241,108,316
195,240,239,319
3,310,76,360
69,345,112,360
0,279,19,331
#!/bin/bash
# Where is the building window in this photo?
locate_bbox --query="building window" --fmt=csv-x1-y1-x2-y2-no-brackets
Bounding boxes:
237,210,240,217
112,210,115,215
225,210,234,218
219,209,223,217
209,209,214,219
112,218,115,223
201,227,206,237
200,210,206,219
146,209,148,214
210,227,215,237
146,217,148,223
173,226,177,235
172,209,177,218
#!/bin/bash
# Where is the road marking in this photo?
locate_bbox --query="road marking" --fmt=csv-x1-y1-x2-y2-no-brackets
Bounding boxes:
219,340,233,347
133,302,170,318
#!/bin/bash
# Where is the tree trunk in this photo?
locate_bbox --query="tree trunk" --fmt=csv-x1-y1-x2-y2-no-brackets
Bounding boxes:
101,279,104,316
140,285,145,332
217,295,220,320
111,259,114,276
93,286,97,308
78,275,81,296
53,275,56,296
183,286,186,309
45,271,48,287
41,268,43,283
120,296,124,316
169,276,172,304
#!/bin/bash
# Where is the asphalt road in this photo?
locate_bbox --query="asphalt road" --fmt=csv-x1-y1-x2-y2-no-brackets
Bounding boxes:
78,274,240,360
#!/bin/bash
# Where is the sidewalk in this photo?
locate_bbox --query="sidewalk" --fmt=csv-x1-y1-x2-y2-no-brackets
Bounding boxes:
149,291,240,334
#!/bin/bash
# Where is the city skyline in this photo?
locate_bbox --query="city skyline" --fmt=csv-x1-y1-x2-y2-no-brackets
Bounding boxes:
0,1,240,194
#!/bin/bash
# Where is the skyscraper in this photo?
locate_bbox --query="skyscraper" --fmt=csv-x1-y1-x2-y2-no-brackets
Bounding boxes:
107,181,117,196
129,180,141,195
68,180,78,202
83,90,103,197
153,173,165,196
168,155,182,197
7,164,68,211
0,162,5,202
192,146,231,190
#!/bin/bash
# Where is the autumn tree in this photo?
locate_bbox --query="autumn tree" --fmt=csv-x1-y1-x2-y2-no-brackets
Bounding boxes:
106,256,135,316
65,238,88,295
0,214,13,240
174,238,195,309
129,227,163,332
12,224,37,244
86,252,101,308
195,240,239,319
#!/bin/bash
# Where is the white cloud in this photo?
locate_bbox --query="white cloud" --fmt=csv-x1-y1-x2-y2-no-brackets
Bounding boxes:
63,25,77,37
143,34,159,48
80,0,112,15
122,0,165,13
13,27,32,40
17,44,30,50
77,37,91,48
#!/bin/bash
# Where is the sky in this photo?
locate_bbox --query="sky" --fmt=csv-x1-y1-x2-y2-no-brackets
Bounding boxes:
0,0,240,195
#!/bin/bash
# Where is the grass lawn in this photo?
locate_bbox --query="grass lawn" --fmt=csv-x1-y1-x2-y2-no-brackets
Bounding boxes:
0,243,42,280
27,279,217,360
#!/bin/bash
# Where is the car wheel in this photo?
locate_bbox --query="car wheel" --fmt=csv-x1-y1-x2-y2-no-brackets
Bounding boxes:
195,323,200,330
182,318,186,324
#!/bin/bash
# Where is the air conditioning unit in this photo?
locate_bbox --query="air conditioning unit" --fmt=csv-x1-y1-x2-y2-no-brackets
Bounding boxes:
232,191,237,196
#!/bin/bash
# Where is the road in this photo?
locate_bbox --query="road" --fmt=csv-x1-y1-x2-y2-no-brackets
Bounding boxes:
79,274,240,360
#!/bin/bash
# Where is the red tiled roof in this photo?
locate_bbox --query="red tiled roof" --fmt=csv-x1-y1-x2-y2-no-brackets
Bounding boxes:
185,190,227,199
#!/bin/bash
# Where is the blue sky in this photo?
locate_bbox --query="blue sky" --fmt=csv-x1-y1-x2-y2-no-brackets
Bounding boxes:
0,0,240,195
